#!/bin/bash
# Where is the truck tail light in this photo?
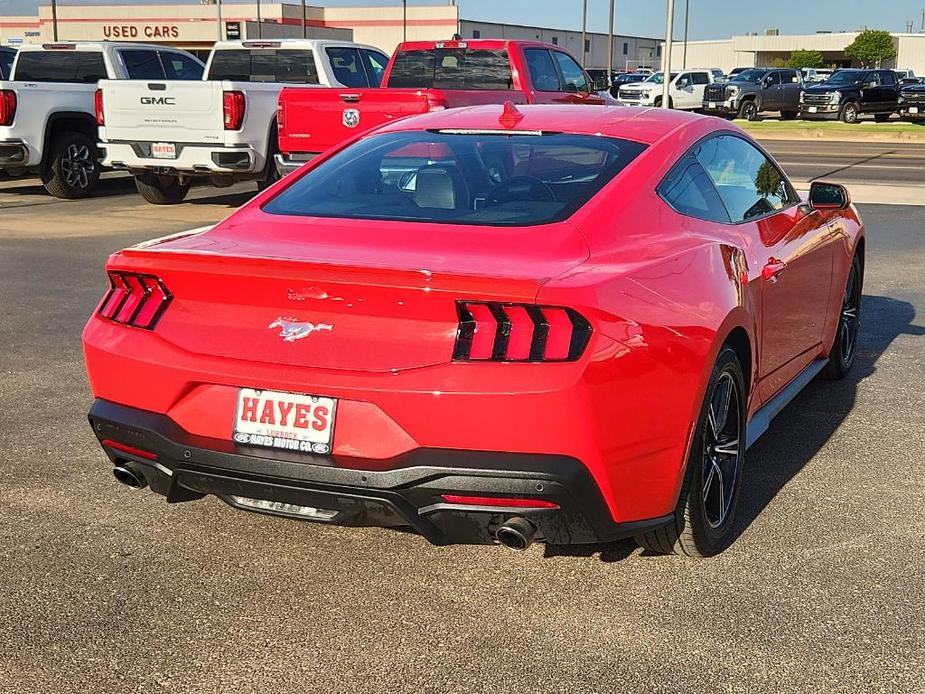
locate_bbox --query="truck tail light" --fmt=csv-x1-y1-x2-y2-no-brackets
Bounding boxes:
98,271,172,330
0,90,16,127
453,302,591,363
276,101,285,134
223,90,246,130
94,88,104,126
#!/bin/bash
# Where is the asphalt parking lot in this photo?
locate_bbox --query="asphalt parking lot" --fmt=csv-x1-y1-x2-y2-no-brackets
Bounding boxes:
1,158,923,693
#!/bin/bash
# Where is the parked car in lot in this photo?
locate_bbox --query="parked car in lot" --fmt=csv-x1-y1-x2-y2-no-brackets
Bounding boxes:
610,71,646,97
98,39,390,204
83,104,864,557
617,69,714,109
0,46,15,80
0,41,203,198
275,39,604,175
703,68,802,120
800,68,900,123
801,68,834,84
898,83,925,123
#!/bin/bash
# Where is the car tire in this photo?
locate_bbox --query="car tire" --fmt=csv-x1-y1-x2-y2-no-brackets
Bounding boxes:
42,132,100,200
738,100,759,121
134,173,191,205
821,254,862,381
840,102,860,124
257,125,280,192
874,113,891,123
635,345,746,558
780,110,798,120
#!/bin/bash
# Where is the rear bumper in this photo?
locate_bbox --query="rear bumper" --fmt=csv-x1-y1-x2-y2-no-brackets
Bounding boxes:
89,399,671,547
101,141,259,176
274,152,317,177
0,139,29,168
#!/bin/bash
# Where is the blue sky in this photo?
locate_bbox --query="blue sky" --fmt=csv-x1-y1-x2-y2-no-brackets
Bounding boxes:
4,0,925,40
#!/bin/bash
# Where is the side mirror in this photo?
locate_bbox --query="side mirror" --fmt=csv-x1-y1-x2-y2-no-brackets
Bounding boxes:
809,181,850,210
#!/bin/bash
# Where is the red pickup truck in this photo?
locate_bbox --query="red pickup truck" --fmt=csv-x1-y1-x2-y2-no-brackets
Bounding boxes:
275,39,605,175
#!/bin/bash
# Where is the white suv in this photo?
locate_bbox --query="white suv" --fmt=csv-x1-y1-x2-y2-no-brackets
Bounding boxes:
617,69,714,110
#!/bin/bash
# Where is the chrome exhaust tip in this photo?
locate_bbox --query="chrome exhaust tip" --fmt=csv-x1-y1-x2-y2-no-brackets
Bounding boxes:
495,517,537,551
112,465,147,490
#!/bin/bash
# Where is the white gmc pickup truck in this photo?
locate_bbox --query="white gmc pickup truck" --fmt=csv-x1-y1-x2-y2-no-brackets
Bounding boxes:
0,42,203,198
98,39,390,204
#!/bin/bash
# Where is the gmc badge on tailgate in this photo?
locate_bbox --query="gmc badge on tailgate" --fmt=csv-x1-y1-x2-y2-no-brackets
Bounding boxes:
141,96,176,105
342,108,360,128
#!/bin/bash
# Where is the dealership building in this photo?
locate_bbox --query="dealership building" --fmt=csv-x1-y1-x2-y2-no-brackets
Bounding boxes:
666,31,925,74
0,1,660,70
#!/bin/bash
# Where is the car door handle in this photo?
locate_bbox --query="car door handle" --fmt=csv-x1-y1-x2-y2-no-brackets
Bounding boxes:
762,259,787,283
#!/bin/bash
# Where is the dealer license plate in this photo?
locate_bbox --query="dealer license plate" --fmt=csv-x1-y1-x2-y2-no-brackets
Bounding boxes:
151,142,177,159
808,106,818,113
910,107,919,114
708,102,717,109
233,388,336,455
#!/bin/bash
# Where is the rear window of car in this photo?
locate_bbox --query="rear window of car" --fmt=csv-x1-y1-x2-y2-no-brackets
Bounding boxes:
208,49,319,84
262,131,646,227
388,49,513,90
14,51,106,83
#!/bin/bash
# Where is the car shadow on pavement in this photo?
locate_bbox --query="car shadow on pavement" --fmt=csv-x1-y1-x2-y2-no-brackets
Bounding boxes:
544,294,922,563
0,175,137,198
186,188,260,208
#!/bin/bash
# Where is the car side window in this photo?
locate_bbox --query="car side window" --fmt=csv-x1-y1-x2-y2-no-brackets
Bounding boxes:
692,72,710,85
676,72,692,87
658,152,731,223
361,49,389,87
326,47,368,87
766,71,781,86
866,72,881,87
695,135,797,223
525,48,561,92
160,51,204,80
881,70,897,86
551,50,589,93
120,49,165,79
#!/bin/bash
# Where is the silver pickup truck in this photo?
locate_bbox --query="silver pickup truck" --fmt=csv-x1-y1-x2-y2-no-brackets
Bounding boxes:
702,67,803,121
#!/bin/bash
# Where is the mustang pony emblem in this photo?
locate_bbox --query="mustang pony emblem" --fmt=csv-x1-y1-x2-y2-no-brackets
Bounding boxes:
342,108,360,128
268,317,334,342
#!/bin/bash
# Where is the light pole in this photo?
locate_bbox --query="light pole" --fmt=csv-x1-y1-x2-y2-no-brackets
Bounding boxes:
302,0,307,38
256,0,262,39
662,0,675,108
216,0,222,41
51,0,58,41
403,0,407,43
682,0,690,69
607,0,615,85
580,0,587,69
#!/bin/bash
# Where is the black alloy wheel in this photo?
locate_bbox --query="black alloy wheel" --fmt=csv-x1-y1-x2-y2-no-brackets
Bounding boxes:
739,100,759,121
822,255,862,380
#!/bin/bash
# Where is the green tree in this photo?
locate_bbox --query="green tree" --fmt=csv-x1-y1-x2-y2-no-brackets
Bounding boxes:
787,49,825,69
844,30,897,68
754,161,784,200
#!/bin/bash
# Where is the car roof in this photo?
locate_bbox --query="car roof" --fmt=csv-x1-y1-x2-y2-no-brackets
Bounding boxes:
397,39,560,51
213,39,381,51
17,41,189,53
375,103,703,146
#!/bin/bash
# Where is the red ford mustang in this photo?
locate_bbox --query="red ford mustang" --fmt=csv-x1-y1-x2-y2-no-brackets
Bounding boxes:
83,103,863,556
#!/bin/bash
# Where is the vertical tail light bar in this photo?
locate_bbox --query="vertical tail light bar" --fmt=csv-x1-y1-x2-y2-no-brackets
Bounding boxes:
0,90,16,127
94,88,104,126
223,90,246,130
454,302,591,363
98,271,172,330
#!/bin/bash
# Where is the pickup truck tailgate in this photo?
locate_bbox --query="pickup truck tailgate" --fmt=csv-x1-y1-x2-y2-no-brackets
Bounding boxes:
100,79,224,143
278,87,433,155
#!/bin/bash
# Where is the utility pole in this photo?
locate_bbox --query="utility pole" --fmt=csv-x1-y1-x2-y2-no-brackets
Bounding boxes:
607,0,615,85
662,0,675,108
51,0,58,41
256,0,262,39
683,0,690,69
216,0,222,41
403,0,408,43
302,0,307,38
580,0,588,68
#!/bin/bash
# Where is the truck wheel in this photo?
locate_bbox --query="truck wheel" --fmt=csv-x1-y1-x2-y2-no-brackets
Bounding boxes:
134,173,191,205
840,102,860,124
257,126,280,192
874,113,891,123
737,100,759,121
42,132,100,199
635,346,746,557
780,110,798,120
653,96,673,109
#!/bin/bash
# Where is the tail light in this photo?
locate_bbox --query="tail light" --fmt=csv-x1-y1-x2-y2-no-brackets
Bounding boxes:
223,90,246,130
94,88,104,126
276,100,285,134
427,93,449,111
98,271,172,330
453,302,591,363
0,90,16,127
